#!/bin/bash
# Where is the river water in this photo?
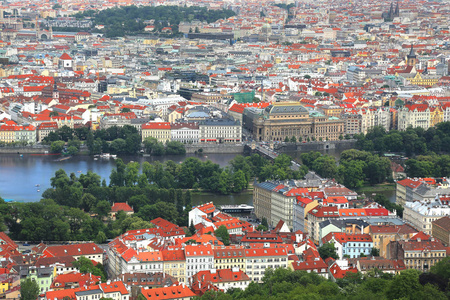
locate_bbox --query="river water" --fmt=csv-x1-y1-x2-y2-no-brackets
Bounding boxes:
0,151,395,204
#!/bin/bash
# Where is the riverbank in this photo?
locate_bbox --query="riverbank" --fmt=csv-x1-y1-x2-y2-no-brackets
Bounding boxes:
0,145,51,154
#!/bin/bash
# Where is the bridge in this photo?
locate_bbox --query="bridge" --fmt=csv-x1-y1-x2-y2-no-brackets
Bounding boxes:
245,142,301,171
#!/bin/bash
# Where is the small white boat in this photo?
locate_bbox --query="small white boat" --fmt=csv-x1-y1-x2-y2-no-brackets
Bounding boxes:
35,184,40,187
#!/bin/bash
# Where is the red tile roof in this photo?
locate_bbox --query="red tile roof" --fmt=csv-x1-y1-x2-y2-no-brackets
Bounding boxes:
142,122,171,130
42,243,103,258
60,53,72,60
140,284,195,300
111,202,133,213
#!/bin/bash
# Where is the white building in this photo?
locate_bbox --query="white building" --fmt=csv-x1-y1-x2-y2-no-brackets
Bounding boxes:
403,198,450,235
199,118,242,143
185,244,214,283
171,122,199,144
244,247,288,282
398,104,430,131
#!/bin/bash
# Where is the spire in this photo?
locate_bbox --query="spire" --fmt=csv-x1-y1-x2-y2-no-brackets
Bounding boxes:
408,44,415,57
395,0,399,16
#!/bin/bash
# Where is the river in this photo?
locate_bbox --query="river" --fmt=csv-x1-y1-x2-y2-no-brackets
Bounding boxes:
0,153,239,203
0,151,395,204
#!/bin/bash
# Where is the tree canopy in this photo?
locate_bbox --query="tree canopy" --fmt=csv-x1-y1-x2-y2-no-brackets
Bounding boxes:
73,6,235,37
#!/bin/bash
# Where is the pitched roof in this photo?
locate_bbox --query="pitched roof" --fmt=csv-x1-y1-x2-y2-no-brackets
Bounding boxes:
60,53,72,60
111,202,134,213
140,285,195,300
432,216,450,231
42,243,103,258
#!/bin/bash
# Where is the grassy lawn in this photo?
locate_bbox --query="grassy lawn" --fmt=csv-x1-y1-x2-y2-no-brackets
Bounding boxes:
356,183,396,193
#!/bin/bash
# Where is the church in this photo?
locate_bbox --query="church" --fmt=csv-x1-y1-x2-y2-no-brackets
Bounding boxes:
382,1,400,21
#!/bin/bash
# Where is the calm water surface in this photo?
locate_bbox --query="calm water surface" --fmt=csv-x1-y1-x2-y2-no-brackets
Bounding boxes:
0,153,240,203
0,150,395,204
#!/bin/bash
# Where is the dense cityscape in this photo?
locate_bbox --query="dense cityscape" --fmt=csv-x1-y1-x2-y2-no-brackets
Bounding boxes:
0,0,449,299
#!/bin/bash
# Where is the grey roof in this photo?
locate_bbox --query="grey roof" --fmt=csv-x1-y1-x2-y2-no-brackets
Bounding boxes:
265,104,308,114
75,289,102,296
319,218,370,229
186,111,210,118
256,181,278,191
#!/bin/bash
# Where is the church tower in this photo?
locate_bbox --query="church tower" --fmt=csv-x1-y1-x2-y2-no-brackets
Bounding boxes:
52,81,59,100
389,3,394,20
406,44,418,67
394,0,400,17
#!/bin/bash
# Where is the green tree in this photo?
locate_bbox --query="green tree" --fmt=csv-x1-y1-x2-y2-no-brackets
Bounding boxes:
67,145,79,156
318,242,338,260
311,155,338,179
215,225,230,245
371,247,380,256
51,140,65,153
95,231,107,243
95,200,111,217
430,256,450,281
261,217,268,229
256,224,267,231
20,278,40,300
386,269,422,300
232,170,247,193
290,136,297,143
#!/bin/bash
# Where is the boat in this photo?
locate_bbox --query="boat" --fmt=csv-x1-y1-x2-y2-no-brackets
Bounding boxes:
37,190,40,192
35,184,40,187
55,156,71,162
77,171,82,173
100,153,111,159
220,204,254,214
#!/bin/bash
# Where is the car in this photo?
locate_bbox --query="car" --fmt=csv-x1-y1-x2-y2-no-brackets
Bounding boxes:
23,242,30,246
23,250,31,254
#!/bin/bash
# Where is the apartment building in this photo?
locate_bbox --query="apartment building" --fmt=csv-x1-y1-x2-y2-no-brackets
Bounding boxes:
162,249,186,283
213,246,246,271
322,233,373,259
431,216,450,246
184,245,214,283
369,224,418,257
403,199,450,235
199,118,241,143
387,234,446,272
141,122,171,143
170,122,199,144
397,103,430,131
244,247,288,282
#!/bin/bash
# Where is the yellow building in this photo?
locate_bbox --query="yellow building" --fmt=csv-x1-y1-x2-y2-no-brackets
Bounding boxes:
430,106,443,127
369,224,417,258
213,246,246,271
162,250,186,283
0,125,16,143
141,122,171,143
406,72,439,86
0,281,9,294
143,39,160,45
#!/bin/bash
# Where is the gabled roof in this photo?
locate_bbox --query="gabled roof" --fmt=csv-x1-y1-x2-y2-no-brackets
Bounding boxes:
60,53,72,60
140,284,195,300
42,243,103,258
111,202,133,213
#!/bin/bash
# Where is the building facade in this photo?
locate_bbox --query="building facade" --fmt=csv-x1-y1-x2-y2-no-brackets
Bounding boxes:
252,103,344,142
